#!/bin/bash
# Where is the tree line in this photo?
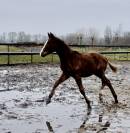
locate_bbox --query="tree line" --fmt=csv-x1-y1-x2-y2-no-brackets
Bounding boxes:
0,26,130,45
0,32,46,43
64,25,130,46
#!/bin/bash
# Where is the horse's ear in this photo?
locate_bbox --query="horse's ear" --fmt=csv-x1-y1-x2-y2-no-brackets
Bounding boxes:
48,32,51,38
49,32,55,38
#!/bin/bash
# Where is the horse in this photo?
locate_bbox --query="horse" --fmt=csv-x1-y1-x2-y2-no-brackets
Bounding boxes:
40,32,118,111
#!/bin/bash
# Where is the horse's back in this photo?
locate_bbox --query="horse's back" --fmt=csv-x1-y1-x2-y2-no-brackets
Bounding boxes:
84,52,107,63
83,52,108,72
61,51,108,77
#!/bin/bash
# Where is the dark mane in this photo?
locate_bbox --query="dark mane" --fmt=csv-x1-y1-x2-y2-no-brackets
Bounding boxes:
54,36,72,51
54,36,64,44
53,36,73,59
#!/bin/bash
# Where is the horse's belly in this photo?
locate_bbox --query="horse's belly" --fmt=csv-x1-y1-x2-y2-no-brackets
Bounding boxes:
81,71,92,77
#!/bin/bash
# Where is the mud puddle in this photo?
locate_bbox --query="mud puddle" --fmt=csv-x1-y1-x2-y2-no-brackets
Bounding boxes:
0,62,130,133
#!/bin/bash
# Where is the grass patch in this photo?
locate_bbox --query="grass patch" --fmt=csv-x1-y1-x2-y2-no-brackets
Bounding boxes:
32,54,60,63
0,55,8,64
102,53,130,61
0,54,60,65
0,45,24,52
10,55,32,64
72,47,130,53
1,53,130,65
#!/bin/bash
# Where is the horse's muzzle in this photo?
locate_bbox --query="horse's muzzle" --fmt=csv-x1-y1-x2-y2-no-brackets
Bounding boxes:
40,51,48,57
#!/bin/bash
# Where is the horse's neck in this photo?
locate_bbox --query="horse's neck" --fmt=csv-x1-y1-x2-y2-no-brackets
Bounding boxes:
56,43,72,63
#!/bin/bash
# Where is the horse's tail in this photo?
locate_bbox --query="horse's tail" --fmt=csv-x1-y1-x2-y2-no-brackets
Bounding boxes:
108,61,117,73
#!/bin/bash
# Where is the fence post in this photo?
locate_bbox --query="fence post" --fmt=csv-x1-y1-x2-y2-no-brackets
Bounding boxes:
7,44,10,65
114,53,116,60
51,54,53,63
31,47,33,63
31,54,33,63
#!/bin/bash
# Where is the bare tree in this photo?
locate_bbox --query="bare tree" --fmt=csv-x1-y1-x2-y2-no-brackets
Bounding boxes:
123,32,130,44
24,34,31,42
76,28,87,45
0,32,7,43
113,24,122,45
104,26,112,45
17,32,26,42
8,32,17,43
87,28,99,46
65,33,78,45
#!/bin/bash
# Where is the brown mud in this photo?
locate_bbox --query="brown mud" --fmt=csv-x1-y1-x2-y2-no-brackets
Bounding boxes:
0,62,130,133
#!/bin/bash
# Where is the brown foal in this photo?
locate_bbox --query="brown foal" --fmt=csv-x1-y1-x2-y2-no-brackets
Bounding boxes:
40,32,118,110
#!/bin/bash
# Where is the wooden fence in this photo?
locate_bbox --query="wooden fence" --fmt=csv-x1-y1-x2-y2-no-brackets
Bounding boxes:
0,43,130,65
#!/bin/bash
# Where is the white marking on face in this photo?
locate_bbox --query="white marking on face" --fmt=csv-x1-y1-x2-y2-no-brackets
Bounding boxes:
40,40,48,56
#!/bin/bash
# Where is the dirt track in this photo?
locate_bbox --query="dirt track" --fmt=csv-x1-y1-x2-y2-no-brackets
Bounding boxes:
0,62,130,133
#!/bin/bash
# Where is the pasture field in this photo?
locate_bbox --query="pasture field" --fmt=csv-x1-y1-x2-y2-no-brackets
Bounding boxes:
0,45,59,64
0,54,60,64
1,45,130,65
0,62,130,133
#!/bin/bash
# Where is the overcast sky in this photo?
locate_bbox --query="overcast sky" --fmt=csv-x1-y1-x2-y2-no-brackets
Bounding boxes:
0,0,130,36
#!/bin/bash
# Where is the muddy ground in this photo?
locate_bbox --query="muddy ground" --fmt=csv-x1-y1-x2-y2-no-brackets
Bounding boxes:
0,62,130,133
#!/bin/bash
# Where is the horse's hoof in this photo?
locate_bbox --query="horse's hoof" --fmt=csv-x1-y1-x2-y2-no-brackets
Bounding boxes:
46,98,51,105
87,110,91,115
87,104,92,115
87,107,92,115
99,93,103,102
115,99,118,104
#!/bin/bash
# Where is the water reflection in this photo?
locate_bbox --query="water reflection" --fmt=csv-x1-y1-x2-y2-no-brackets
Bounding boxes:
78,113,110,133
46,121,54,133
46,112,111,133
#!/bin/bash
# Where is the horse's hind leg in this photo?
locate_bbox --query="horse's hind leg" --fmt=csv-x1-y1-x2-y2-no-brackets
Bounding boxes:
99,81,106,102
101,75,118,103
74,75,91,111
46,73,69,104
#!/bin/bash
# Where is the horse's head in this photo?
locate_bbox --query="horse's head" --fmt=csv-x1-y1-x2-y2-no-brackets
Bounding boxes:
40,32,58,57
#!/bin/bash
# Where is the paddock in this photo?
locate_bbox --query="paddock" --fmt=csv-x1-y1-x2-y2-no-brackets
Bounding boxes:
0,62,130,133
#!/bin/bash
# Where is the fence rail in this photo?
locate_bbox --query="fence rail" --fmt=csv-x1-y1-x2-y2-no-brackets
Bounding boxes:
100,51,130,54
1,42,130,47
0,51,130,55
0,52,38,55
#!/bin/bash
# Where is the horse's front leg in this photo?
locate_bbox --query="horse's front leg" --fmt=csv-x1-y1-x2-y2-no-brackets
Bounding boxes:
74,75,91,111
46,73,69,104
